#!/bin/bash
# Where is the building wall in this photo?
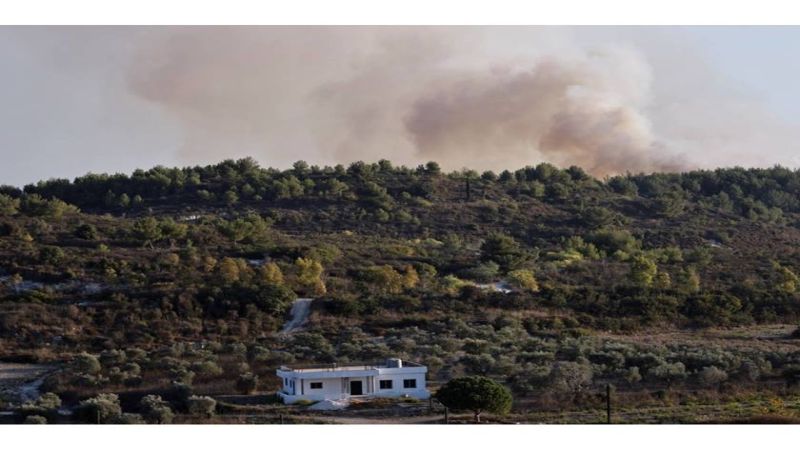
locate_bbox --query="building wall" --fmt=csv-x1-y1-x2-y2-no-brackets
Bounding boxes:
277,366,429,404
299,377,345,398
373,373,428,398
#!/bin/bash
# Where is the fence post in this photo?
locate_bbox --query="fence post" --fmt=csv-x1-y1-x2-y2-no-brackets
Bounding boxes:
606,384,612,425
444,407,449,424
280,414,284,424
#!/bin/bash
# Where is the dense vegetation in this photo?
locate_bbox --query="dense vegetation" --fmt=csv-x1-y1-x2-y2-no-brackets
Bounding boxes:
2,157,800,423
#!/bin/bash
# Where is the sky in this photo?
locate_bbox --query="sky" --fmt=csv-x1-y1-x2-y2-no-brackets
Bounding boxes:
1,26,800,186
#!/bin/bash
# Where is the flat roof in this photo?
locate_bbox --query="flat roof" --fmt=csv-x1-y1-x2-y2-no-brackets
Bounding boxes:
278,360,424,373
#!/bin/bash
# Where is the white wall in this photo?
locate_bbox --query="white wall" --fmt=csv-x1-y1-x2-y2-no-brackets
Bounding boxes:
372,373,428,398
277,366,430,403
300,377,344,398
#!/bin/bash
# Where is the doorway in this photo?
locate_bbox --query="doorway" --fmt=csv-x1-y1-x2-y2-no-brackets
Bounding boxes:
349,380,363,396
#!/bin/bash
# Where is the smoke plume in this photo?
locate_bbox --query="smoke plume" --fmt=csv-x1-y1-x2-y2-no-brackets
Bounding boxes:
120,27,795,177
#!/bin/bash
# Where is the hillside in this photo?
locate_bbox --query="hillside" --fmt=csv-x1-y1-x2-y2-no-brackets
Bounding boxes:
2,158,800,422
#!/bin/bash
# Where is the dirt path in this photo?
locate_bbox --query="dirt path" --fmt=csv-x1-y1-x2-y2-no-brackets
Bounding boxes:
0,363,53,404
281,298,313,333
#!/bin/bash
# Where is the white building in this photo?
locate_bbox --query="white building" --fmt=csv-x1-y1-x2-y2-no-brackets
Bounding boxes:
276,358,430,404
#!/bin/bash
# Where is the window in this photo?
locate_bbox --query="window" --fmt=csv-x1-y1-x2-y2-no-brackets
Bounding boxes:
379,380,393,389
403,379,417,389
310,382,323,390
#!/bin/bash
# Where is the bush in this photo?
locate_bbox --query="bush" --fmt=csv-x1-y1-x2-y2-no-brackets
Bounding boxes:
187,395,217,418
23,415,47,424
650,362,687,387
236,372,259,394
191,360,224,377
140,395,175,424
18,392,61,420
507,269,540,293
698,366,728,387
72,352,102,375
548,360,594,395
76,393,122,424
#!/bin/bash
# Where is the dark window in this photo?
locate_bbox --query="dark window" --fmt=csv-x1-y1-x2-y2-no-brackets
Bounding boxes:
310,382,323,389
379,380,393,389
403,379,417,389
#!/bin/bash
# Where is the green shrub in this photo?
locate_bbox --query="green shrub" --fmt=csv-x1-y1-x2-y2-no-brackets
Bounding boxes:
76,393,122,424
23,415,47,424
140,395,175,424
236,372,259,394
187,395,217,418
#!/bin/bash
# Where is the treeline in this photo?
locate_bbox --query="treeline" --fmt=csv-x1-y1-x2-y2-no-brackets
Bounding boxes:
6,158,800,220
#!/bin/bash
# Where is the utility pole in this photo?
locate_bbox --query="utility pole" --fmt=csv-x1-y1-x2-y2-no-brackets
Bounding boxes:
606,384,612,424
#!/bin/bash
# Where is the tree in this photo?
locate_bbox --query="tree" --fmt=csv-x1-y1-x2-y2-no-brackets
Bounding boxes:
548,360,593,396
19,194,78,218
0,194,19,215
677,266,701,293
72,352,101,375
362,265,404,294
132,217,163,246
140,395,174,424
507,269,539,293
775,262,799,294
260,262,284,285
118,193,131,208
18,392,61,421
580,206,618,229
650,362,687,388
653,271,671,289
629,255,658,288
402,265,420,290
187,395,217,418
236,372,258,394
698,366,728,389
480,232,526,271
223,189,239,205
295,257,326,296
436,376,512,423
651,191,685,217
425,161,441,174
24,415,47,424
74,223,98,240
76,393,122,424
132,194,144,207
218,214,270,243
217,257,244,284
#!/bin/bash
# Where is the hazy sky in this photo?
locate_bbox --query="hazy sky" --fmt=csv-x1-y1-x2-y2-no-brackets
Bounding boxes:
1,26,800,186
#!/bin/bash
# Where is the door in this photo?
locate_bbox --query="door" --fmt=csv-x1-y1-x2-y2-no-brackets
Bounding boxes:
350,380,363,396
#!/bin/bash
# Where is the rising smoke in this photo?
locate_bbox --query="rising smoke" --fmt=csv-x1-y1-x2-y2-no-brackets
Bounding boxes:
122,27,793,177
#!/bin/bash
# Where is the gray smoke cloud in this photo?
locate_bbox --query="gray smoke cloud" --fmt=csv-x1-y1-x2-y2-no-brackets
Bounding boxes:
127,27,695,176
3,26,798,185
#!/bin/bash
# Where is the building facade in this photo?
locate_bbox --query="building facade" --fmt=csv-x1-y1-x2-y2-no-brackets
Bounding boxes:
276,358,430,404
